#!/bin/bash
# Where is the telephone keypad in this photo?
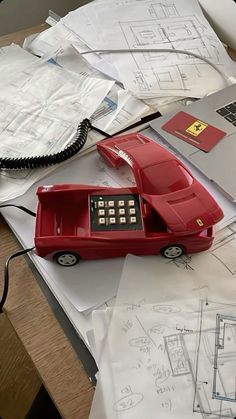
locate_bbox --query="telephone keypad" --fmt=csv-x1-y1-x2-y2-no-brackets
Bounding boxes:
90,194,143,231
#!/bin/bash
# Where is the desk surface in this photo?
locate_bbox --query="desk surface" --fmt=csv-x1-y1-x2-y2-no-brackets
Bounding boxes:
1,22,236,419
0,25,94,419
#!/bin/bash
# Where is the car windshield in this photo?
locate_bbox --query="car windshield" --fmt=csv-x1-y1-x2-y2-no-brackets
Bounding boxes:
140,161,193,194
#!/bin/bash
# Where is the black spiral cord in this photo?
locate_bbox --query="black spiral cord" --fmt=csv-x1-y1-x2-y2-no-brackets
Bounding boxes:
0,118,92,170
0,112,159,170
0,117,112,310
0,117,113,311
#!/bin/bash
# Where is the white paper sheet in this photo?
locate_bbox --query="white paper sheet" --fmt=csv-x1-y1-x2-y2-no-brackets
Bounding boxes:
89,379,106,419
89,200,236,417
92,297,236,418
0,43,40,84
62,0,236,98
89,308,113,419
24,27,151,135
0,45,114,202
91,86,131,131
0,46,114,158
24,20,121,81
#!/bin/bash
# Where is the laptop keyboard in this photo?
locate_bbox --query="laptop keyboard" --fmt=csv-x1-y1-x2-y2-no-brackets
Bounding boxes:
216,101,236,126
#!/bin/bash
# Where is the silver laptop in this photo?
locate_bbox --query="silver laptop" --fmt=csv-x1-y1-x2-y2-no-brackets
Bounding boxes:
150,84,236,201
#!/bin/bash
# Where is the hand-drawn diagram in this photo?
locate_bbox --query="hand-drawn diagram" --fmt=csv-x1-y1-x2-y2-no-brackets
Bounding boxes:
166,253,194,270
105,298,236,418
149,2,179,19
115,2,226,96
211,235,236,275
121,17,207,50
165,222,236,276
188,300,236,417
161,299,236,417
213,314,236,403
113,385,144,412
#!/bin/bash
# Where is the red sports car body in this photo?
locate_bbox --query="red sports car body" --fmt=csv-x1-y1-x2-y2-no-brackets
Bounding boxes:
35,133,223,266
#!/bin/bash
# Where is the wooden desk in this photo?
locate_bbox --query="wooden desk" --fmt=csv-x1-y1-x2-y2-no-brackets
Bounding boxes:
0,26,94,419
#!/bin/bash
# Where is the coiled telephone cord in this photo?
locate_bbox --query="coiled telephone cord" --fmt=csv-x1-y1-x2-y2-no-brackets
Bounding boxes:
0,118,92,170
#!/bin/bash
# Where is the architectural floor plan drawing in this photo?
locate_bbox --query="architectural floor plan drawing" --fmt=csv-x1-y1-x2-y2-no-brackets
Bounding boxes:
119,13,223,96
162,302,236,418
61,0,235,98
149,2,179,19
183,300,236,418
96,297,236,419
120,15,213,57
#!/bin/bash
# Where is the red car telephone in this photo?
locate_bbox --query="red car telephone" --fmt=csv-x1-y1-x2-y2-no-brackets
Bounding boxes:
34,133,223,266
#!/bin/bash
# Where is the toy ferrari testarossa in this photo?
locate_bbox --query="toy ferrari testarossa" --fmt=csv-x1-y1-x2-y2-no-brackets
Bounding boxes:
34,133,223,266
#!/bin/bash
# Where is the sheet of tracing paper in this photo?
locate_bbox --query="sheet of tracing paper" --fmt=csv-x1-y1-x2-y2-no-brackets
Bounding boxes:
90,239,236,418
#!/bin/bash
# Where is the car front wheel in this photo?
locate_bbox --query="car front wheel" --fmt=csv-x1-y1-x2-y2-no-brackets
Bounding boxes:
161,245,184,259
54,251,80,266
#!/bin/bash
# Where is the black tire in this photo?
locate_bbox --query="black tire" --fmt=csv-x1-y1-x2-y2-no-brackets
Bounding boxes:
160,245,184,259
54,251,80,267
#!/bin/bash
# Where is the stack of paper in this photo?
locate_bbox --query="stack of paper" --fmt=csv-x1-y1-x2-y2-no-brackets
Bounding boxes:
0,43,116,201
2,0,236,202
26,0,236,107
89,227,236,418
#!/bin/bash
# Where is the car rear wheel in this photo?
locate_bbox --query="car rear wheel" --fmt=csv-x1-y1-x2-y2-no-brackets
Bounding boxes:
161,245,184,259
54,252,80,266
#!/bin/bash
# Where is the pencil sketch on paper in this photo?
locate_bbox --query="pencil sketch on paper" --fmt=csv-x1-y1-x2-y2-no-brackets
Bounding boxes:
161,299,236,418
149,2,179,19
109,298,236,418
113,385,144,412
211,235,236,275
213,314,236,403
190,300,236,418
162,223,236,275
166,253,194,270
117,7,224,95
